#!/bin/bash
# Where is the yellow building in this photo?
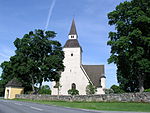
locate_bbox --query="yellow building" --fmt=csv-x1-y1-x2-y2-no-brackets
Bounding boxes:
4,78,24,99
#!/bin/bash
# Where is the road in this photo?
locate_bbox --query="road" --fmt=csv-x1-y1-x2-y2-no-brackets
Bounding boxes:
0,100,149,113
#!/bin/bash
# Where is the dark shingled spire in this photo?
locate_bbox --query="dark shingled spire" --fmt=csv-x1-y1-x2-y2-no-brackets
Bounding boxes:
69,19,77,35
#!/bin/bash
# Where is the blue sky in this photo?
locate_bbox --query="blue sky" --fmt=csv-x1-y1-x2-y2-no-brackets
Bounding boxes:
0,0,127,88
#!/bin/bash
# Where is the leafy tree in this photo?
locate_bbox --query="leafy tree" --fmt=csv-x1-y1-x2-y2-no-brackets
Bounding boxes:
38,85,51,94
0,79,6,96
68,89,79,95
86,82,97,95
0,29,64,93
1,61,32,93
110,85,125,94
107,0,150,93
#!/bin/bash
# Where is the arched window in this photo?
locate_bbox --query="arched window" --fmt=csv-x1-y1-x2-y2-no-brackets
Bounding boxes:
71,83,76,90
71,53,73,56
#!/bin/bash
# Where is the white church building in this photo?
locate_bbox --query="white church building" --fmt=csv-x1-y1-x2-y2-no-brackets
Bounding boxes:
51,19,106,95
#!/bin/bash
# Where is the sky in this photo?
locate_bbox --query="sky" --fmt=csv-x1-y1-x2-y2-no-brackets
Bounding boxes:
0,0,127,88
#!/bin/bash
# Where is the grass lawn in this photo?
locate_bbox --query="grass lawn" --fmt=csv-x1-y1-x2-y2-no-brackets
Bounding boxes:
14,99,150,112
0,97,4,100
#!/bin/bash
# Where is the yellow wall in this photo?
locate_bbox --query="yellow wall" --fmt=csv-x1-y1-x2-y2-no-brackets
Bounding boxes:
4,87,24,99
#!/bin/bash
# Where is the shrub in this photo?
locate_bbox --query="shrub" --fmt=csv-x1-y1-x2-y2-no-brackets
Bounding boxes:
86,82,97,95
68,89,79,95
38,85,51,94
111,85,125,94
103,88,114,94
144,89,150,92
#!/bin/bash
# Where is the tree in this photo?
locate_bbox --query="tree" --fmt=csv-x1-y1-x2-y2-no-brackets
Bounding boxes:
54,81,62,97
1,61,32,93
0,79,6,96
0,29,64,93
86,82,97,95
107,0,150,93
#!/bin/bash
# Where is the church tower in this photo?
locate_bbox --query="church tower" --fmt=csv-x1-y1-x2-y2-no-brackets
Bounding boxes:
63,19,82,66
51,19,106,95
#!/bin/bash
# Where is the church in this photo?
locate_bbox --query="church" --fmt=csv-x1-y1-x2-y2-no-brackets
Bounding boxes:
51,19,106,95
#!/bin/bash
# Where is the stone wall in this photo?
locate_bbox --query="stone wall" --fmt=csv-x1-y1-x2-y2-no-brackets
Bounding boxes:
16,92,150,103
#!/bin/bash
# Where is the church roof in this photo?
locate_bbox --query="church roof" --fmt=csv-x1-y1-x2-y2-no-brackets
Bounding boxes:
64,39,80,48
5,78,23,87
69,19,77,35
82,65,105,87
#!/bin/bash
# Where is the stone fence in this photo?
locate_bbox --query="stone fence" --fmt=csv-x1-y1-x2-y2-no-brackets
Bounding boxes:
16,92,150,103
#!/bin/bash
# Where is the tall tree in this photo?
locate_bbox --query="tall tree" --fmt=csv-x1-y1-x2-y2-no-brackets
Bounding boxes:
1,29,64,93
107,0,150,93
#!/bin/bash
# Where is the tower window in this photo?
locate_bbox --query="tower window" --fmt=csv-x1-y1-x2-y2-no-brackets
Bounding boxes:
71,53,73,56
71,36,74,38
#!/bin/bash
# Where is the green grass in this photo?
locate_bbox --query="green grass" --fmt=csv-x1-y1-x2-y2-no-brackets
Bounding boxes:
14,99,150,112
0,97,4,100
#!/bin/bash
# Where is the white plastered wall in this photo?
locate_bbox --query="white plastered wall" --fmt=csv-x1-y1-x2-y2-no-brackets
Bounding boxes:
52,47,89,95
4,87,11,99
96,77,106,94
51,46,106,95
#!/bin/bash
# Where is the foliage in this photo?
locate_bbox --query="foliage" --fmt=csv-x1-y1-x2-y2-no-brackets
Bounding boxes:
0,80,5,96
144,89,150,92
107,0,150,92
38,85,51,94
0,29,64,93
68,89,79,95
86,82,97,95
110,85,125,94
103,88,114,94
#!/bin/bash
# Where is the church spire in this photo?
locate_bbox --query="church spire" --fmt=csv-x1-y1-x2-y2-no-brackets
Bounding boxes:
69,19,77,35
68,19,78,39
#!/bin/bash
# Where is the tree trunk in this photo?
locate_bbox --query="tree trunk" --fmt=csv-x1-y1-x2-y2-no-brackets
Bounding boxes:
56,81,60,98
138,75,144,93
30,75,35,93
31,84,35,93
38,82,42,92
57,87,59,98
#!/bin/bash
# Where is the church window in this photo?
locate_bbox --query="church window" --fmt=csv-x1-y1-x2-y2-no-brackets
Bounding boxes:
71,53,73,56
71,83,76,90
71,35,74,38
